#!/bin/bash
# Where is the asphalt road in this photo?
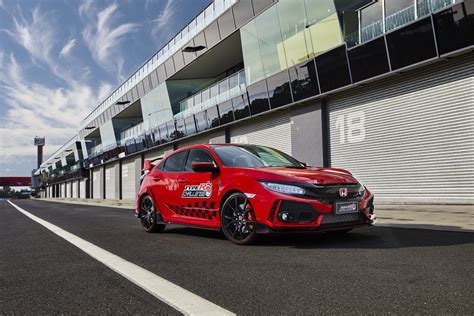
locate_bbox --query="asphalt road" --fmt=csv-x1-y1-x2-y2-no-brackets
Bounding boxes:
1,199,473,315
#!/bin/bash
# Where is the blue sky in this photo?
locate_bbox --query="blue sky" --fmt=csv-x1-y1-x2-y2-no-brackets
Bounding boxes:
0,0,211,176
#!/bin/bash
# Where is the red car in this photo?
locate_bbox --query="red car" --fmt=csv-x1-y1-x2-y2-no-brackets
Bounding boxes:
136,144,376,245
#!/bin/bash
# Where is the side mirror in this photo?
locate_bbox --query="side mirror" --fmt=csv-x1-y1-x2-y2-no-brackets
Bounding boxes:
143,159,154,172
300,161,308,167
192,162,218,173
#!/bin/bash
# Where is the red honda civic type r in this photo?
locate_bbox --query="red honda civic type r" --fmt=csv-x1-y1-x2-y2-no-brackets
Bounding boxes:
136,144,376,245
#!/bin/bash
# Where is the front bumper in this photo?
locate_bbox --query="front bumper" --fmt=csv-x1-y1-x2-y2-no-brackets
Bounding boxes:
257,212,377,234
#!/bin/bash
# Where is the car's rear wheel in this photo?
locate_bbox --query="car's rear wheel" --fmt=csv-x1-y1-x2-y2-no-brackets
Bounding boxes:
221,193,257,245
140,195,166,233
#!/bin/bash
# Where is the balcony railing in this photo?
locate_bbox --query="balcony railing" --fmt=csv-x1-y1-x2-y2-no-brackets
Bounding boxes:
175,69,246,119
81,0,238,129
346,0,460,47
120,122,145,145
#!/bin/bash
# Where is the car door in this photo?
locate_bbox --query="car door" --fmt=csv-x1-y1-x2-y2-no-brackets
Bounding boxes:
174,148,221,226
150,150,188,220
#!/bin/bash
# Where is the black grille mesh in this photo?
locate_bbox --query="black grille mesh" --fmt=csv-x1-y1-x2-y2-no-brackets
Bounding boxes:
322,213,361,224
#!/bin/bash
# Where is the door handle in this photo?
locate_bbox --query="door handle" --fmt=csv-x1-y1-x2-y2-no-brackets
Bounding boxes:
151,176,161,182
178,178,188,184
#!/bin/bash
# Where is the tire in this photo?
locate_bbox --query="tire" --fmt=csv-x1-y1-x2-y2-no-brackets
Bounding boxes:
139,195,166,233
220,193,257,245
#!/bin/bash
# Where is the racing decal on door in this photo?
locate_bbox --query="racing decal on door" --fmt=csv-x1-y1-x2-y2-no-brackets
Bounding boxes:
182,182,213,198
168,201,217,220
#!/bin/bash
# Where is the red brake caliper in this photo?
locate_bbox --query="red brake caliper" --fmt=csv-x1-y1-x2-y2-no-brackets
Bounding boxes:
245,204,253,221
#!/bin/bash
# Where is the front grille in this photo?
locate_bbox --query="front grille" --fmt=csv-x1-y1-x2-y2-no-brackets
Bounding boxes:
304,184,363,203
321,213,361,225
277,201,318,223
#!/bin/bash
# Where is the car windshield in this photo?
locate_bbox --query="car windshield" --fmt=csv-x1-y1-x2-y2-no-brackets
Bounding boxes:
212,145,305,168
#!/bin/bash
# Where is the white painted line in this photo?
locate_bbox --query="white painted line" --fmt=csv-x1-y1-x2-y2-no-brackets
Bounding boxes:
7,200,234,316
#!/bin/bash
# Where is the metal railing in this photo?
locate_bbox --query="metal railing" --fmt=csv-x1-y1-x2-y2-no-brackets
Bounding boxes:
81,0,238,129
175,69,246,119
346,0,460,47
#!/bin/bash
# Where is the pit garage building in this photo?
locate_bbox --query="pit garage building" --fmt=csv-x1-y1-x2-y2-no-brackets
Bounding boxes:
36,0,474,205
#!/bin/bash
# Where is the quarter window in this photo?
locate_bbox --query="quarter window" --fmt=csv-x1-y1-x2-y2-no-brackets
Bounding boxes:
163,150,188,172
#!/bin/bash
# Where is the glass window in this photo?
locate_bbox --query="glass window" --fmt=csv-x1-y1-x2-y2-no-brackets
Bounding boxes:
255,6,287,78
163,150,188,172
385,0,416,31
167,120,177,140
218,10,236,39
304,0,343,55
175,119,186,138
184,116,197,135
231,95,251,120
241,20,265,85
193,92,202,108
158,124,169,143
194,111,208,132
315,45,351,93
164,58,175,78
213,145,303,168
218,79,229,103
348,36,390,82
386,17,437,70
210,84,219,107
266,70,292,109
232,0,254,28
277,0,313,67
204,21,221,48
218,100,234,125
185,149,215,171
247,79,270,115
360,0,383,43
288,59,319,101
433,3,474,55
206,106,220,128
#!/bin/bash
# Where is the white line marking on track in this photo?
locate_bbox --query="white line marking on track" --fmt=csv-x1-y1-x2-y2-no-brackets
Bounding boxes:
7,200,235,316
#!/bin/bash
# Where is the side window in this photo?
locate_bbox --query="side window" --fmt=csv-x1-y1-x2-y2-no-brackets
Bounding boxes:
185,149,215,172
163,150,188,172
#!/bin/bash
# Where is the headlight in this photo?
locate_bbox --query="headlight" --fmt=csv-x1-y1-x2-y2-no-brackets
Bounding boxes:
260,182,306,195
358,183,366,197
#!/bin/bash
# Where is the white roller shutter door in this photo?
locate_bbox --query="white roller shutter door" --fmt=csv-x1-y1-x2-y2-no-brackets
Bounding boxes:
65,182,71,198
122,157,140,201
72,181,78,198
92,167,102,199
79,179,86,199
328,54,474,204
61,183,66,197
230,110,292,155
105,162,119,200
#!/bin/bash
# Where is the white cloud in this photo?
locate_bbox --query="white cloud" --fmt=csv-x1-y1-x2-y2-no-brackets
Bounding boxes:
0,55,112,164
59,38,76,58
151,0,176,40
81,3,138,74
3,5,79,86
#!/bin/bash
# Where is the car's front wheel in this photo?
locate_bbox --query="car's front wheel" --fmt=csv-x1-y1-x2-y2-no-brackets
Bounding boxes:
139,195,166,233
221,193,257,245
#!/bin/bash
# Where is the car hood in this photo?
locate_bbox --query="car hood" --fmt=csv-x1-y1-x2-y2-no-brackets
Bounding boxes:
259,167,358,185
